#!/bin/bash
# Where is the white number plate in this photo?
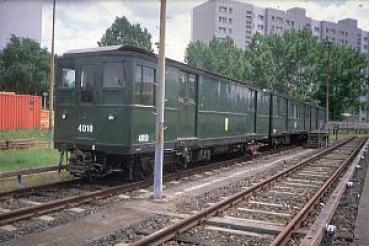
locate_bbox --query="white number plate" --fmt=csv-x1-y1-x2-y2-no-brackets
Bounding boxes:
138,134,149,142
78,124,94,133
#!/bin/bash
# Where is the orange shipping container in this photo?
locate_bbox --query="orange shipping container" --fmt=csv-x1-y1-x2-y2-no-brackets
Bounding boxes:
0,92,42,131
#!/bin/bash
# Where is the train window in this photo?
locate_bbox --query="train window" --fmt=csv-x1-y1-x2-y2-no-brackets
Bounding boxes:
276,98,281,116
80,65,95,103
187,74,197,101
61,69,75,88
103,63,125,88
293,104,298,118
134,64,155,105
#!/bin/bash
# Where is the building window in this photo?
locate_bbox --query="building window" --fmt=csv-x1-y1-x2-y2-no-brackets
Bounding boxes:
326,28,329,33
246,10,252,15
271,16,275,21
258,15,264,20
314,27,320,32
257,24,264,30
246,30,251,35
219,6,227,13
229,28,232,34
229,18,232,24
306,23,311,28
229,7,232,14
286,20,290,25
103,63,125,88
276,26,283,32
276,16,283,23
219,16,227,23
246,15,252,20
134,65,155,105
246,25,251,30
330,29,336,34
246,20,252,25
219,27,226,33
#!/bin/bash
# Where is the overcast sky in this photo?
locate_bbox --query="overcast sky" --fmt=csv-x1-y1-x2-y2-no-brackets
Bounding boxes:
41,0,369,62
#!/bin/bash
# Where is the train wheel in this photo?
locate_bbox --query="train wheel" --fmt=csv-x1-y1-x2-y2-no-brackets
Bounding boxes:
170,160,186,172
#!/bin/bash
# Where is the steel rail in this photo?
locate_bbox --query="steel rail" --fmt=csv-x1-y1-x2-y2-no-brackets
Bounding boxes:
0,143,292,200
270,138,365,246
0,178,82,201
0,165,67,179
0,145,285,201
130,138,355,246
0,152,255,226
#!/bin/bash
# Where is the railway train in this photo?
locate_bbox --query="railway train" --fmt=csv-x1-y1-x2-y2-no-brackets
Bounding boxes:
55,46,325,179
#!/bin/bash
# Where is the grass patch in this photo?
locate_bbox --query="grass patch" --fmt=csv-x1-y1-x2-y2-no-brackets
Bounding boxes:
0,149,59,172
0,130,49,142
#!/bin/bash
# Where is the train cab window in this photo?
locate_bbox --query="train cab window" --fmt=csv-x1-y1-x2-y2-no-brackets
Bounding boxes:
80,65,95,103
134,64,155,105
103,63,125,88
61,69,75,88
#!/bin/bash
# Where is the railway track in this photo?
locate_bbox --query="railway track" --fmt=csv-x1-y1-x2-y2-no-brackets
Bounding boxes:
0,148,286,227
130,137,364,246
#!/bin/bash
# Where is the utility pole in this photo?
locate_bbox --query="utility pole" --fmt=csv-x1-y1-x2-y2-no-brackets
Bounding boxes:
326,42,331,123
153,0,167,199
48,0,56,149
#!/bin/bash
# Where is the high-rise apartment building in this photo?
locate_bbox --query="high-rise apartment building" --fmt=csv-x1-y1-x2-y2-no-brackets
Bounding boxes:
192,0,369,57
192,0,369,122
0,0,45,50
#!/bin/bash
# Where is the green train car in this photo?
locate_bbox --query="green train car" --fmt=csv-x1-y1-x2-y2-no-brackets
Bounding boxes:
55,46,325,178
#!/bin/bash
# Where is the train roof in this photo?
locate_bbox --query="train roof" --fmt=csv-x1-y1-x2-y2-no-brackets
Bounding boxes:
63,45,323,109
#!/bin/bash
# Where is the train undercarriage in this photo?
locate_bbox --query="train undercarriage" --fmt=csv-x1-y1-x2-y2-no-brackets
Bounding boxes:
61,133,308,179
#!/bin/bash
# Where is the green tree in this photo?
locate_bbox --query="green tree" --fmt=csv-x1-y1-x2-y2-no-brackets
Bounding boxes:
185,37,252,82
313,43,368,120
98,16,153,52
0,35,50,95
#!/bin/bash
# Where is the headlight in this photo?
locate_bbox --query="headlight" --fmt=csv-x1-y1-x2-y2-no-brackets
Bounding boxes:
62,113,67,119
108,113,115,121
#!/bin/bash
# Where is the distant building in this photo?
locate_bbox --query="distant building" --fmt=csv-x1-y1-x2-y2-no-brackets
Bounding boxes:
192,0,369,122
192,0,369,57
0,0,45,49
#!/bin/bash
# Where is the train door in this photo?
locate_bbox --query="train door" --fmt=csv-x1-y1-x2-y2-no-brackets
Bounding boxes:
178,71,197,138
75,62,99,141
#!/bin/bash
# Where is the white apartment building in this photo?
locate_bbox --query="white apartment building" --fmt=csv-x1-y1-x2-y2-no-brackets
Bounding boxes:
0,0,46,50
192,0,369,57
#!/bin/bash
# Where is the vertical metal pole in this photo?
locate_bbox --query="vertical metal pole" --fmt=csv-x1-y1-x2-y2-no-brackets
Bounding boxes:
153,0,167,199
48,0,56,149
326,43,330,123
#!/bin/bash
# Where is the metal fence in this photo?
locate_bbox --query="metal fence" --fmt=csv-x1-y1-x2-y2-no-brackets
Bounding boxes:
325,121,369,130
